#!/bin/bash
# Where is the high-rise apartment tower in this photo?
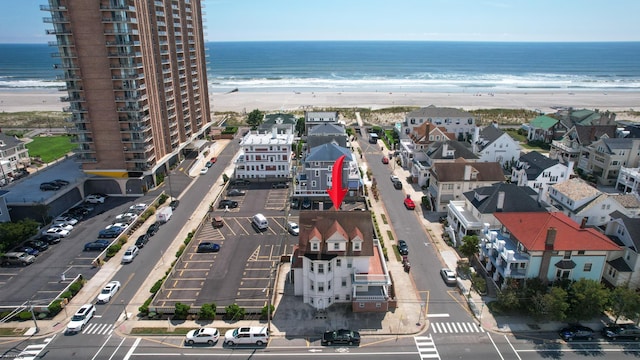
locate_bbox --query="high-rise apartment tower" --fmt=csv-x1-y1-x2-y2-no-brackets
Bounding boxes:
43,0,211,191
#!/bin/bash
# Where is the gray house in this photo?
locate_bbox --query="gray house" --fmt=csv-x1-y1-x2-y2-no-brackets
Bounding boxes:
304,111,340,135
306,123,348,149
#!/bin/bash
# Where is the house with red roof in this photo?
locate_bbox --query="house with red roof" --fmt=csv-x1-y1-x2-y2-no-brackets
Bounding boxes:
291,210,392,312
479,212,620,290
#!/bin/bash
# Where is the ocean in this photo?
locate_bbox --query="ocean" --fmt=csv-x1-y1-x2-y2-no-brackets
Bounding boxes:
1,41,639,93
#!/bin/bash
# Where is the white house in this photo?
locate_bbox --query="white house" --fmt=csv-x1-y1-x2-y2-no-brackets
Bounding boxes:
235,129,294,180
511,151,573,203
400,105,476,139
473,124,522,166
291,210,392,312
603,212,640,290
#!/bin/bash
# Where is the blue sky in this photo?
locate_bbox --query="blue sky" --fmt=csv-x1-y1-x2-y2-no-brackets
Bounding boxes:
1,0,639,43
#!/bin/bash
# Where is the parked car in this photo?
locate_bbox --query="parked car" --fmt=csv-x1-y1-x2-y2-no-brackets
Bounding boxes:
84,241,109,251
52,179,70,187
53,216,79,226
96,281,121,304
393,180,403,189
302,197,311,209
272,182,288,189
211,216,224,228
440,268,457,285
43,227,70,238
146,222,161,237
382,156,389,164
210,157,217,164
169,199,180,210
229,178,251,186
185,327,220,345
224,327,269,346
287,221,299,236
121,245,139,263
403,196,416,210
602,323,640,341
66,304,95,333
25,240,49,252
227,189,246,196
197,242,221,253
390,175,400,183
205,161,213,168
98,227,123,238
40,182,60,191
218,199,238,209
129,203,147,212
106,222,127,230
51,223,74,232
199,167,209,175
85,194,106,204
13,246,40,257
135,234,149,248
397,240,408,255
321,329,361,346
1,252,36,267
559,325,594,341
37,234,61,245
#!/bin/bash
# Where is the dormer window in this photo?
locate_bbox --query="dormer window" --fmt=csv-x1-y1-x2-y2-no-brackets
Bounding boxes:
310,240,320,251
352,240,362,252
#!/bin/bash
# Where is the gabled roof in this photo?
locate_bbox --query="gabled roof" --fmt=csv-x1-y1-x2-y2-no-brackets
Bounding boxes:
308,123,345,136
602,138,634,152
550,178,601,202
494,212,620,251
410,122,455,143
263,112,297,124
611,194,640,210
406,105,473,119
574,125,616,145
516,151,560,179
478,125,504,146
464,183,543,214
306,142,353,162
431,161,504,182
0,133,23,150
529,115,559,130
427,140,478,160
610,211,640,251
297,210,375,258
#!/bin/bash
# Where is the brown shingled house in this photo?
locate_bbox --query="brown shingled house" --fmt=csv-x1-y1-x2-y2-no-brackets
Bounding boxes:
291,210,392,312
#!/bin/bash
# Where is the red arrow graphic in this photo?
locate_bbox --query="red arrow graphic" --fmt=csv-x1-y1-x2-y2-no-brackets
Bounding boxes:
327,155,348,210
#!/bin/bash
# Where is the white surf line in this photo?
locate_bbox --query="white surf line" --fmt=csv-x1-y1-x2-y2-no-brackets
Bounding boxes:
123,337,141,360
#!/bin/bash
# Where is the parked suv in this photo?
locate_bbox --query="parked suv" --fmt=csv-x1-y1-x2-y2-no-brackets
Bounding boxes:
1,252,36,267
602,324,640,341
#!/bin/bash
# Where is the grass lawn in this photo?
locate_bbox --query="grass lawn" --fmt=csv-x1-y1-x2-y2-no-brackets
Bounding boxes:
504,129,527,143
25,135,76,163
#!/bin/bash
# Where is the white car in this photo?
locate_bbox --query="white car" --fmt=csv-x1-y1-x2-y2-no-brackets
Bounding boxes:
390,175,400,183
115,212,138,223
85,194,106,204
53,216,79,226
51,223,74,231
129,203,147,212
287,221,299,236
440,268,457,285
106,222,128,230
44,227,70,238
185,327,220,345
66,304,96,333
121,245,139,264
200,167,208,175
96,281,121,304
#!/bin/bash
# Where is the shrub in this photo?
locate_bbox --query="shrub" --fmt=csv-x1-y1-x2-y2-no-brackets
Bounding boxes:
118,235,128,245
150,278,164,294
260,304,274,320
139,298,152,315
106,244,122,258
159,193,168,204
199,303,217,320
471,273,487,295
18,311,32,321
69,281,83,295
174,302,190,320
224,304,245,320
48,300,62,316
60,290,72,300
175,244,185,258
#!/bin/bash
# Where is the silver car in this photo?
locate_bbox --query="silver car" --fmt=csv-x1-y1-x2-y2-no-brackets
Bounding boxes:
440,268,457,285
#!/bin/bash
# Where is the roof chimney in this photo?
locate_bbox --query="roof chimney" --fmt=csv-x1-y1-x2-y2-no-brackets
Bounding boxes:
545,227,557,250
442,142,449,157
496,191,505,211
464,165,472,180
580,217,588,229
272,126,277,139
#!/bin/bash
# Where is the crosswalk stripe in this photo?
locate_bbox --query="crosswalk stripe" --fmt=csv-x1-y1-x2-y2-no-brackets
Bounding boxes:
414,335,441,360
82,323,113,335
430,321,485,334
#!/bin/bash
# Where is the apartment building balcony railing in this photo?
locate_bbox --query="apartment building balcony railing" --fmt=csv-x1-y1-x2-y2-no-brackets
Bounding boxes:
107,51,140,58
112,73,140,80
40,4,67,11
43,16,69,23
104,28,138,35
46,29,71,35
70,135,93,143
551,140,581,154
117,105,142,112
56,73,81,81
100,4,132,10
102,16,137,23
60,95,85,103
62,105,87,113
51,51,77,58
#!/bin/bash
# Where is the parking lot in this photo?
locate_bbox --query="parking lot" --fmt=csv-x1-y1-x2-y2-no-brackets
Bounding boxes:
152,185,299,312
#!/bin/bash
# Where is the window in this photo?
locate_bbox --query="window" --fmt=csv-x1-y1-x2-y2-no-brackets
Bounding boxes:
577,250,585,255
314,170,319,177
311,243,319,251
328,280,331,290
318,264,324,274
335,295,340,300
310,262,314,272
359,302,365,308
346,294,350,300
584,263,592,272
376,303,382,308
347,261,352,268
328,262,332,273
333,243,340,250
353,242,361,251
318,282,324,292
311,180,317,187
310,280,314,291
563,251,571,260
341,277,347,287
336,259,341,267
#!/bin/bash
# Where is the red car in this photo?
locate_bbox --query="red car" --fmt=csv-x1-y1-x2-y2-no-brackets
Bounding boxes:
210,157,217,164
382,156,389,164
404,196,416,210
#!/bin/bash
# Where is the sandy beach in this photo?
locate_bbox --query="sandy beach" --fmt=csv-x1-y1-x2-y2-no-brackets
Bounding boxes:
1,88,638,116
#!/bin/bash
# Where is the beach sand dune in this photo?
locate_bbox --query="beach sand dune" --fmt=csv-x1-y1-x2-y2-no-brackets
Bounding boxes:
1,88,638,118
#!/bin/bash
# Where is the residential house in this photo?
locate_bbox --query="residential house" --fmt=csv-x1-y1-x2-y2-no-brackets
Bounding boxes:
305,111,340,135
409,141,478,187
428,160,505,212
527,115,560,143
473,124,522,166
616,166,640,194
479,212,620,290
235,129,294,180
398,122,454,168
603,212,640,289
292,210,392,312
555,108,616,132
446,183,546,245
399,105,476,139
0,133,30,186
578,138,640,185
294,142,361,204
511,151,573,203
550,124,616,164
306,123,349,150
257,113,297,135
0,190,9,222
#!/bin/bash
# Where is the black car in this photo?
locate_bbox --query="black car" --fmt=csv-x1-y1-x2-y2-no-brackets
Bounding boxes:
291,198,300,209
52,179,70,187
135,234,149,248
393,180,403,190
397,240,409,255
146,222,161,237
218,199,238,209
84,241,108,251
321,329,361,346
227,189,246,197
37,234,61,244
230,179,251,186
302,197,311,209
40,182,61,191
169,199,180,210
197,242,220,253
602,323,640,341
272,182,288,189
25,240,49,252
559,325,594,341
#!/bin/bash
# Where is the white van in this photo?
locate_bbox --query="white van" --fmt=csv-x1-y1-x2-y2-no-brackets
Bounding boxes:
224,326,269,346
252,213,269,231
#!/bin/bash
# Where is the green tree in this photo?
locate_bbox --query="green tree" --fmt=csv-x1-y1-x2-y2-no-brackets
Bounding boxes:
199,303,217,320
567,279,610,321
496,287,520,313
247,109,264,129
0,218,40,252
261,304,275,320
459,235,480,260
224,303,246,321
528,286,568,321
608,286,640,324
174,302,190,320
295,117,305,136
